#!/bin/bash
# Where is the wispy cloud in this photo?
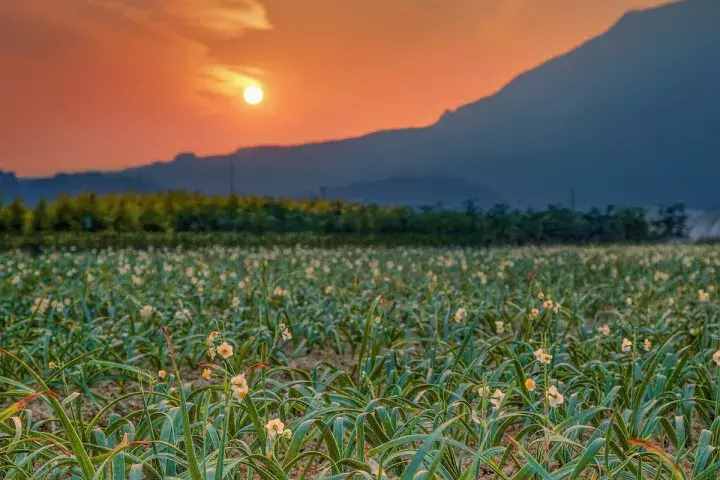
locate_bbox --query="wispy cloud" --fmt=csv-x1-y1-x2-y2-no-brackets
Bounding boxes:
92,0,271,37
167,0,272,37
90,0,271,101
200,64,264,99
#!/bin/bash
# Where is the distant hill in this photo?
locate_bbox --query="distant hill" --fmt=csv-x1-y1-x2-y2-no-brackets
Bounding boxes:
319,177,502,208
0,170,158,205
3,0,719,208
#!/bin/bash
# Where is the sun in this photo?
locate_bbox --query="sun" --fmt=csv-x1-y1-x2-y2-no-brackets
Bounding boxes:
243,85,264,105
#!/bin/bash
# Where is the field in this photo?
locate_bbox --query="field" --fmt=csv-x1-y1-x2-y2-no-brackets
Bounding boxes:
2,244,720,479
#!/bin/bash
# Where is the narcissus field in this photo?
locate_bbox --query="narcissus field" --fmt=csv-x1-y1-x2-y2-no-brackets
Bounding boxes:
2,245,720,479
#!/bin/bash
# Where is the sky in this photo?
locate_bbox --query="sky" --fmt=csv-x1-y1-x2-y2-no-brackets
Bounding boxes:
0,0,672,177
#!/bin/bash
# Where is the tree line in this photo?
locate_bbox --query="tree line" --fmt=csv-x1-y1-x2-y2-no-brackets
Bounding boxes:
0,192,686,245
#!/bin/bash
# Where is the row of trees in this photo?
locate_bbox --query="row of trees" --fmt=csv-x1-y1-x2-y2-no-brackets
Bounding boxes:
0,192,686,244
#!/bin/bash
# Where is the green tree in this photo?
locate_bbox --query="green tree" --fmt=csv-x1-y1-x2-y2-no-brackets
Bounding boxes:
7,198,28,233
0,200,6,233
139,202,167,232
113,199,138,232
32,199,51,232
52,195,77,231
76,193,108,232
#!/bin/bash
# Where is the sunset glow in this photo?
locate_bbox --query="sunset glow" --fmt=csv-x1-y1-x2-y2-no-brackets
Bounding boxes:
0,0,670,176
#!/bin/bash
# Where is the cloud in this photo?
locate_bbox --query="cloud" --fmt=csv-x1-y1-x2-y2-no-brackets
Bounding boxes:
89,0,154,24
88,0,271,103
92,0,271,38
168,0,272,37
199,64,264,101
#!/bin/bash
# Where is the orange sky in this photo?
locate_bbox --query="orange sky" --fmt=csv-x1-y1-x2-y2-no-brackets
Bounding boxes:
0,0,671,177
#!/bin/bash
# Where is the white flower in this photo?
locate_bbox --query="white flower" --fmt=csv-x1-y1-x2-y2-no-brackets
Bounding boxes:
454,307,467,323
490,389,505,409
217,341,234,359
279,322,292,341
712,350,720,367
477,384,490,397
231,373,249,399
206,331,220,359
139,305,154,319
533,348,552,365
546,385,564,408
621,338,633,353
265,418,286,438
31,297,50,315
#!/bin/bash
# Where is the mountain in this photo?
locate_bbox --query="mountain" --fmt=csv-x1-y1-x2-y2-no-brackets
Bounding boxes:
320,177,502,207
3,0,719,208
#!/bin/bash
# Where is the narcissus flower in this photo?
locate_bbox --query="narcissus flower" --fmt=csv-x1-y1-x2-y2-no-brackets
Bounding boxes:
279,322,292,341
598,324,610,336
157,370,167,380
454,307,467,323
546,385,564,408
524,378,536,392
206,331,220,359
490,389,505,409
231,373,249,399
217,341,234,359
265,418,286,438
139,305,154,319
495,321,505,335
201,367,212,381
712,350,720,366
643,339,652,351
621,338,633,353
699,289,710,303
206,332,220,345
31,297,50,315
534,348,552,365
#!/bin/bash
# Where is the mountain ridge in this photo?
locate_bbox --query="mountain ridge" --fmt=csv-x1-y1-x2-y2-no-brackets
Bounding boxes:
3,0,719,208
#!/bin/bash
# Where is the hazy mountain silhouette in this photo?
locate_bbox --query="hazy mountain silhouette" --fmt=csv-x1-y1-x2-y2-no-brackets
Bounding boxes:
320,177,502,207
3,0,719,208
